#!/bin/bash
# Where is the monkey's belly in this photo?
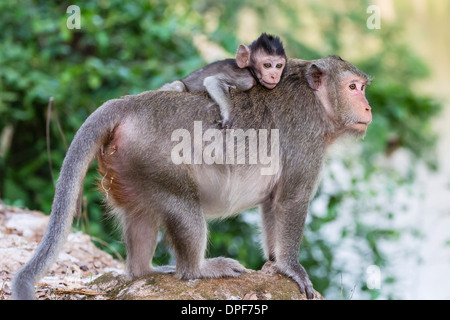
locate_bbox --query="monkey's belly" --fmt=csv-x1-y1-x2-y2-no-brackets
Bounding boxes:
191,165,278,218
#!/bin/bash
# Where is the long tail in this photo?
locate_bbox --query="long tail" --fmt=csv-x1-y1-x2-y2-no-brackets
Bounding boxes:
12,99,125,299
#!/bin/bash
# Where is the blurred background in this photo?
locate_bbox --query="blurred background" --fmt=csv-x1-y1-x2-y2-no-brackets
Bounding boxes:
0,0,449,299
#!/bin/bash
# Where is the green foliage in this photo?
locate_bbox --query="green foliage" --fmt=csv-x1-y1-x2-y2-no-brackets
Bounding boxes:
364,82,440,170
0,0,441,299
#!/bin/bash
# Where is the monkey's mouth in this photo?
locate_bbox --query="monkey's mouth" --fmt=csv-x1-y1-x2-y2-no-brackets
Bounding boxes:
260,81,278,89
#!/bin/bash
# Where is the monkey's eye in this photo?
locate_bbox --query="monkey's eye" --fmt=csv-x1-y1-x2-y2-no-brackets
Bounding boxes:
361,84,365,91
276,63,283,69
349,83,357,90
263,63,272,68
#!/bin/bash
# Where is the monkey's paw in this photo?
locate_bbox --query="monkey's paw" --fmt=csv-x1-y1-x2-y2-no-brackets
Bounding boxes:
268,261,315,299
176,257,246,281
215,119,233,129
201,257,246,278
200,257,246,278
222,120,233,129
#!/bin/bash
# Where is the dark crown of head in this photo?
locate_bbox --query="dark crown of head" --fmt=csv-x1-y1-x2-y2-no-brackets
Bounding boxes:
250,33,286,57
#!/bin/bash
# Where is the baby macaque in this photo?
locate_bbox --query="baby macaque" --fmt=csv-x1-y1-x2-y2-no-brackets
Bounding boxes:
159,33,287,128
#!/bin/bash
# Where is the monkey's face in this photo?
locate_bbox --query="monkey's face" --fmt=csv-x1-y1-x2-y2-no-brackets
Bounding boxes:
305,58,372,138
252,52,286,89
339,73,372,136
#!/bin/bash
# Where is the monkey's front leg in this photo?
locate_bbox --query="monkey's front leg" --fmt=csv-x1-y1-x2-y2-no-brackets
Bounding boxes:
273,197,315,299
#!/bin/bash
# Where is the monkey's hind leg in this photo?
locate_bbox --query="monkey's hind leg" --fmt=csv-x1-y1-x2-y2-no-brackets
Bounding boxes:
157,80,186,92
163,202,246,281
117,207,164,279
261,197,277,262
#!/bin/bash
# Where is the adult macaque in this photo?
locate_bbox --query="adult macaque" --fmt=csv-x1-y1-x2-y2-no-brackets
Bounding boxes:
13,56,372,300
159,33,287,128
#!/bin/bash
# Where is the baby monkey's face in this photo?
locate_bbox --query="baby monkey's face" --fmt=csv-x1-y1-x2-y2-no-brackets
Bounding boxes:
252,52,286,89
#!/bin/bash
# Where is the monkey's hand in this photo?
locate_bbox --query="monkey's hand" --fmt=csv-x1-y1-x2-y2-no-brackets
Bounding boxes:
263,261,315,299
221,119,233,129
214,119,233,129
281,262,315,299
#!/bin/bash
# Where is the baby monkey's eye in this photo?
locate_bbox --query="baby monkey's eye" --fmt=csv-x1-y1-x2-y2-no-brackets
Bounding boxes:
349,83,357,90
276,63,283,69
263,63,272,68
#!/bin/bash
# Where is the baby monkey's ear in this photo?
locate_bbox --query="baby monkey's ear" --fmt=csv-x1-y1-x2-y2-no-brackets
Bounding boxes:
236,45,251,68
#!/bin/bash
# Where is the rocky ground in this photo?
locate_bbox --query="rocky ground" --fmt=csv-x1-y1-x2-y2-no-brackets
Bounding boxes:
0,203,323,300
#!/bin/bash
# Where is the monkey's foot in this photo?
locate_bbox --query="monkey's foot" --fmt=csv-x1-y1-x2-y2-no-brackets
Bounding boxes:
201,257,246,278
178,257,246,280
158,80,186,92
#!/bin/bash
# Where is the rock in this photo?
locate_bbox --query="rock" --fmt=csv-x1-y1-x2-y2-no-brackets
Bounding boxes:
89,270,324,300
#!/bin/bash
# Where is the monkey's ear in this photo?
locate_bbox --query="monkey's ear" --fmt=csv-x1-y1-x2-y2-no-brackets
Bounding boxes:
236,45,251,68
306,64,324,90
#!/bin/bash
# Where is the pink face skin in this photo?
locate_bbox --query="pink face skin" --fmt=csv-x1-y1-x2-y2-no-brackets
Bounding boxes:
253,52,286,89
341,75,372,134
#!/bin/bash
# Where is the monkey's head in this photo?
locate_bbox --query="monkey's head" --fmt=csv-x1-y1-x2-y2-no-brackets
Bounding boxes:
236,33,287,90
305,55,372,137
